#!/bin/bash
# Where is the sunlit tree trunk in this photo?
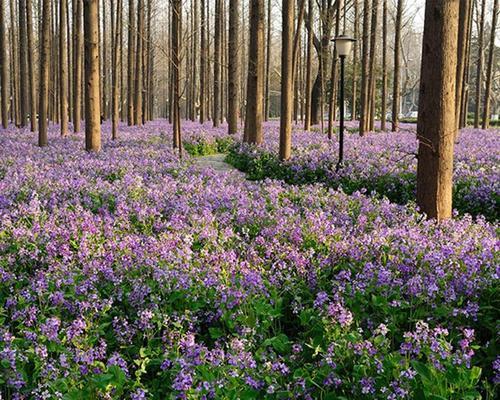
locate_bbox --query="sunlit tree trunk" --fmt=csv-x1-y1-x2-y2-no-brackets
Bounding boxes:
303,0,313,130
481,0,498,129
391,0,403,132
454,0,471,134
351,0,358,121
112,0,121,139
84,0,101,151
264,0,271,120
127,0,135,125
0,0,8,128
73,0,83,132
473,0,486,128
213,0,221,127
359,0,370,135
416,0,459,221
134,0,143,125
171,0,181,156
26,0,36,131
380,0,387,131
39,0,51,146
18,0,29,127
327,0,341,139
244,0,264,144
59,0,69,136
228,0,239,134
279,0,294,160
367,0,379,131
199,0,206,123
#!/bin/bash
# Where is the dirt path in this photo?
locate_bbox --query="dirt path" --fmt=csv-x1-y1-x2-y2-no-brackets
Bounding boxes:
193,154,245,177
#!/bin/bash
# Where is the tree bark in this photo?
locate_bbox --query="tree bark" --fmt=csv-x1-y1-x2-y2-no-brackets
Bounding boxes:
327,0,341,140
454,0,471,133
416,0,459,221
18,0,29,127
112,0,122,139
351,0,358,121
73,0,83,132
171,0,181,156
199,0,206,123
367,0,379,131
244,0,265,144
213,0,221,127
0,0,8,128
127,0,135,125
391,0,403,132
359,0,370,135
59,0,69,136
39,0,51,146
380,0,387,131
26,0,36,131
134,0,143,125
481,0,498,129
304,0,313,130
228,0,240,134
474,0,486,128
280,0,294,160
84,0,101,151
264,0,271,120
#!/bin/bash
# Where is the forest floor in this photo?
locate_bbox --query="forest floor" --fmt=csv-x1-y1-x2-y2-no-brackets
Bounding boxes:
193,153,242,174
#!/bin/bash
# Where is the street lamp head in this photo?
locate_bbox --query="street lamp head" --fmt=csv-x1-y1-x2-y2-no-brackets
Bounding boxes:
332,35,356,57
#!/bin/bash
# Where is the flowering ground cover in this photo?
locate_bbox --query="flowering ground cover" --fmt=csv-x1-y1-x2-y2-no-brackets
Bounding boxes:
214,122,499,221
0,121,499,399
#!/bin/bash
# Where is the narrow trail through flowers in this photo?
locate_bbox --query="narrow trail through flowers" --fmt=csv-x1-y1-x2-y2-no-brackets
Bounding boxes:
193,153,245,177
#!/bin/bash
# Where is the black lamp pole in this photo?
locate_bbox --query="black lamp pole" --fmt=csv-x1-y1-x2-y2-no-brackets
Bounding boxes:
336,54,346,172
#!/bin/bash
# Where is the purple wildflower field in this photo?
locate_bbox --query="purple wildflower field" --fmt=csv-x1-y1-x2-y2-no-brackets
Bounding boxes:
0,120,499,399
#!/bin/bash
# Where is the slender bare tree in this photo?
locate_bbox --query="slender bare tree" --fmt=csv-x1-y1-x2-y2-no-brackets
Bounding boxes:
73,0,83,132
280,0,294,160
127,0,135,125
0,0,8,129
39,0,51,146
391,0,403,132
474,0,486,128
83,0,101,151
244,0,265,144
228,0,240,134
482,0,498,129
60,0,69,136
26,0,36,131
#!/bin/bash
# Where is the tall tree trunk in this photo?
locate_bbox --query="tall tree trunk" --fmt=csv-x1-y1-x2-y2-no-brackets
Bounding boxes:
73,0,83,132
304,0,313,130
10,0,20,127
102,0,107,121
460,0,474,128
380,0,387,131
454,0,471,134
84,0,101,151
367,0,379,131
39,0,51,146
359,0,370,135
199,0,206,123
244,0,265,144
134,0,143,125
416,0,459,221
172,0,181,156
327,0,341,139
0,0,8,128
474,0,486,128
213,0,221,127
481,0,498,129
351,0,358,121
18,0,29,127
127,0,135,125
279,0,294,160
26,0,36,131
59,0,69,136
112,0,122,139
391,0,403,132
264,0,271,120
228,0,239,134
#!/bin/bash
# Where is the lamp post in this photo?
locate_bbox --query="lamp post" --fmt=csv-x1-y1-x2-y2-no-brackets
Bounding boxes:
332,35,356,172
